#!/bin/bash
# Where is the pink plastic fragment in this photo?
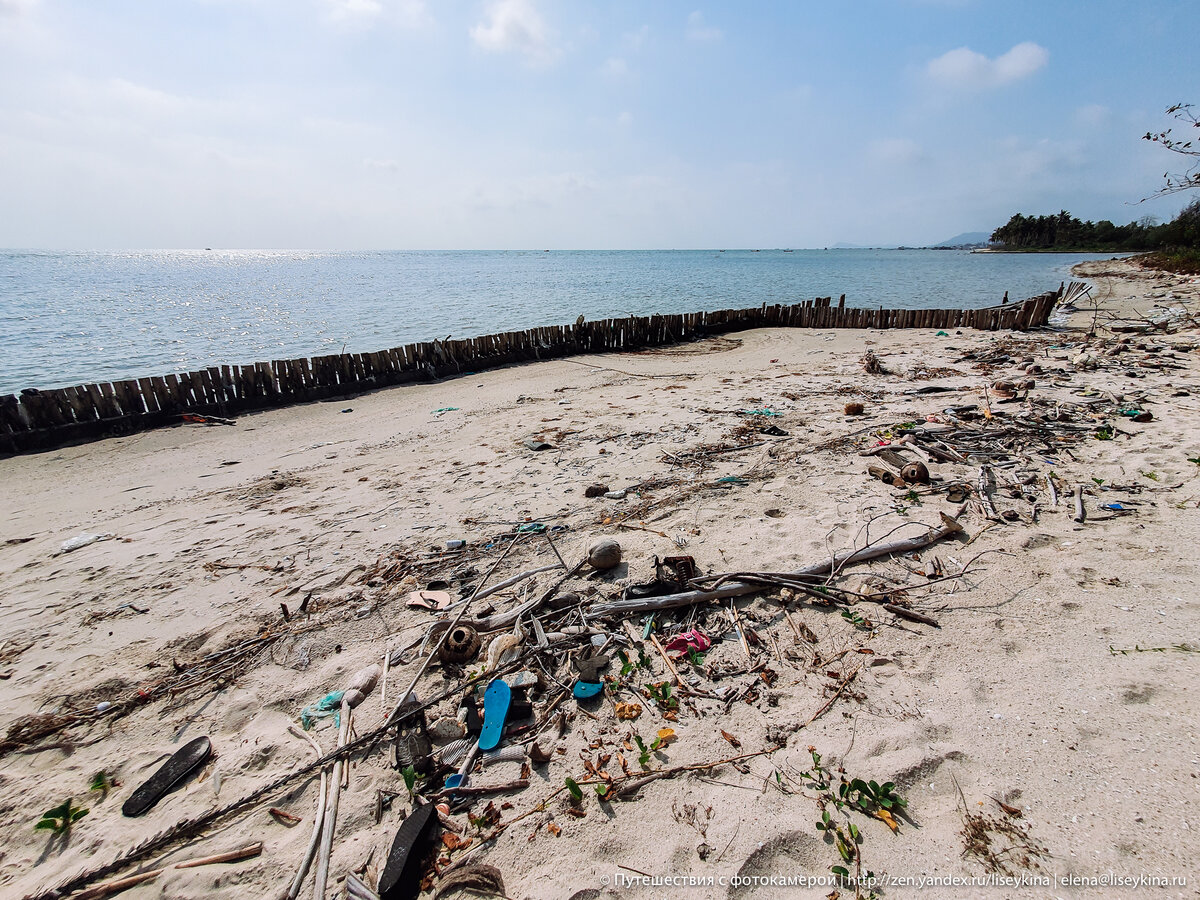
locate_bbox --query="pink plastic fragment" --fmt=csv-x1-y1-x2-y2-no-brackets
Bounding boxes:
663,628,711,656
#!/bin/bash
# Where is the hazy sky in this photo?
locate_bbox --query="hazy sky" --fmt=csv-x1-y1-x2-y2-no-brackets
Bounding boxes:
0,0,1194,249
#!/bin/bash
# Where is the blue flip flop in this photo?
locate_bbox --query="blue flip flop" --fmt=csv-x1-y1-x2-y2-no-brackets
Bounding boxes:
477,679,511,752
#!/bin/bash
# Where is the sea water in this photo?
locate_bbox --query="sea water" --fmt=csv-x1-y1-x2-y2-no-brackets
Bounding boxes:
0,249,1113,394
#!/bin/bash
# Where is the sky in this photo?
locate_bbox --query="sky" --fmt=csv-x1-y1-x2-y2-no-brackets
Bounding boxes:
0,0,1195,249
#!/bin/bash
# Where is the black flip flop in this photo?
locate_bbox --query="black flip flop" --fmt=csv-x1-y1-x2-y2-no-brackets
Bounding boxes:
122,736,212,817
378,802,440,900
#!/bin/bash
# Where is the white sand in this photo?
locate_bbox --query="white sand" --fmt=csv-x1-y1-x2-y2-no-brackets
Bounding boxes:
1,257,1198,899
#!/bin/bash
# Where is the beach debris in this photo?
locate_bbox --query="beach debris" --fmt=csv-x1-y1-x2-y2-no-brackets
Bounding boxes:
524,438,554,451
406,590,453,611
615,702,643,720
71,843,263,900
312,665,381,900
900,461,931,484
437,625,482,666
991,380,1017,401
572,647,609,699
269,807,303,826
586,538,622,570
433,864,505,899
603,489,627,500
427,717,467,743
477,679,512,752
861,350,890,374
844,402,865,416
378,802,439,900
394,696,433,775
56,532,115,555
122,736,212,818
663,628,711,656
301,691,349,730
180,412,235,426
593,513,963,617
584,483,610,497
485,632,521,671
656,555,698,589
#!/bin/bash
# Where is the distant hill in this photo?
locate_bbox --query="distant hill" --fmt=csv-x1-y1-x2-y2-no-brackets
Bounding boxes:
930,231,992,248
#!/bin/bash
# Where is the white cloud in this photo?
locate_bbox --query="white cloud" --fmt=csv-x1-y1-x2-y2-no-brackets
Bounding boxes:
319,0,429,29
1074,103,1110,128
622,25,649,51
0,0,38,15
927,41,1048,90
470,0,560,65
685,11,722,43
869,137,924,166
601,56,629,79
363,157,401,172
322,0,383,22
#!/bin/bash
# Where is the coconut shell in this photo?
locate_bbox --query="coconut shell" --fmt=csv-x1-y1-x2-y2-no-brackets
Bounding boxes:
345,663,381,698
586,539,622,570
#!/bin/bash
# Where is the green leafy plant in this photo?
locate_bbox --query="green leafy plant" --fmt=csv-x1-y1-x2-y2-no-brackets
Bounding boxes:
89,771,116,800
1187,457,1200,466
1095,425,1114,441
35,799,88,835
644,681,678,711
564,777,583,802
798,748,902,899
840,607,872,630
685,648,706,668
1142,471,1160,481
401,764,417,797
633,735,651,770
1092,476,1106,486
616,647,652,679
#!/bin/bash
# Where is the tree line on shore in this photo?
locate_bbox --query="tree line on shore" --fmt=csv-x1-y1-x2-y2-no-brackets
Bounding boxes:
989,200,1200,253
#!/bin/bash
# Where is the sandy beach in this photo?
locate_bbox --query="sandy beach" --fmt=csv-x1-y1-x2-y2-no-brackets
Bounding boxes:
1,257,1198,900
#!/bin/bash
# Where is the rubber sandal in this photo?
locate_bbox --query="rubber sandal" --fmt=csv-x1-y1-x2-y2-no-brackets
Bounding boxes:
477,679,511,752
122,736,212,817
377,802,439,900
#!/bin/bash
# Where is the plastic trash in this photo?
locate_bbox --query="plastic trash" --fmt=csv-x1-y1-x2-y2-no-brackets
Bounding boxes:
663,628,711,656
300,690,346,730
58,533,115,554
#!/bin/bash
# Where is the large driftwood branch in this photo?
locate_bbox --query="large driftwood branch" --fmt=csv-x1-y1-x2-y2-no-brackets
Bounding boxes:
590,514,964,617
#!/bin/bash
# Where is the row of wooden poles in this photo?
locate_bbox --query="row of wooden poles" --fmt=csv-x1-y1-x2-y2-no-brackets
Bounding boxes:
0,288,1061,455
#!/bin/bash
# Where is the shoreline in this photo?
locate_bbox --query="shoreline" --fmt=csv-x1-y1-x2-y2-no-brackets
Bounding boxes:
0,257,1197,898
2,293,1056,456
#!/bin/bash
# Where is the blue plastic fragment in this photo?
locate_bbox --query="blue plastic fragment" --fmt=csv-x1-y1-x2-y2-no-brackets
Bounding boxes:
573,681,603,700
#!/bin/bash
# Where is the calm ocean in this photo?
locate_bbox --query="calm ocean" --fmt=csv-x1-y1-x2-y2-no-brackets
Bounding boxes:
0,249,1111,394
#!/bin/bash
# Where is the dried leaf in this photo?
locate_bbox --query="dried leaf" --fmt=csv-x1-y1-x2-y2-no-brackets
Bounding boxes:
873,808,899,833
614,702,642,720
441,833,473,851
993,797,1023,817
720,729,741,748
547,822,562,837
656,728,677,745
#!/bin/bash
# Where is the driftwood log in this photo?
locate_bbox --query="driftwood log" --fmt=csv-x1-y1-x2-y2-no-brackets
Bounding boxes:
590,514,964,617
